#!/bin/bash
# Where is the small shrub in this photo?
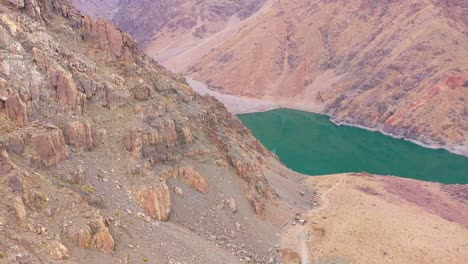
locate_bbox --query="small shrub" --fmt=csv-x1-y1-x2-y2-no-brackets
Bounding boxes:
81,186,95,193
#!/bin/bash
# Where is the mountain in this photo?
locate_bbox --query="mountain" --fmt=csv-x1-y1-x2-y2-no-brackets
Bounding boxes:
2,1,468,263
0,1,312,262
74,0,468,156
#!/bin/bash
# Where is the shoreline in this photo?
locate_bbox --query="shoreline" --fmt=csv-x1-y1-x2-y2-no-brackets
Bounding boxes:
187,78,468,158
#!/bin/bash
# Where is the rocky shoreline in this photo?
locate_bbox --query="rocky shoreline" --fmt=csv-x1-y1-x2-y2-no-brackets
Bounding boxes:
188,78,468,159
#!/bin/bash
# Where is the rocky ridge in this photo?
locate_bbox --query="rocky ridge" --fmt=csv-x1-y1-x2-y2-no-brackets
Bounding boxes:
0,0,312,263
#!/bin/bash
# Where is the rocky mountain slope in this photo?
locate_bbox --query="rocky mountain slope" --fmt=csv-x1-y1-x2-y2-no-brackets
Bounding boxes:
2,1,468,263
0,1,314,263
74,0,468,156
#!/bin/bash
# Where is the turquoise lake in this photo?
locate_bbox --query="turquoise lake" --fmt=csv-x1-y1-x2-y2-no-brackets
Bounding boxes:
239,108,468,184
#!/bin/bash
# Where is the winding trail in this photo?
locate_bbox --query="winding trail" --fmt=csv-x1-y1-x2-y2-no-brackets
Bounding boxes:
282,174,348,264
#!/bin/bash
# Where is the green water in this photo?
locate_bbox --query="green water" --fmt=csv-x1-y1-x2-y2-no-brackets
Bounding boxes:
239,108,468,184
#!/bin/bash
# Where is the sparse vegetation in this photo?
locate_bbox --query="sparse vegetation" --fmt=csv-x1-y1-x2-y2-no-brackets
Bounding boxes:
97,170,105,179
0,252,5,259
142,257,149,262
81,186,95,193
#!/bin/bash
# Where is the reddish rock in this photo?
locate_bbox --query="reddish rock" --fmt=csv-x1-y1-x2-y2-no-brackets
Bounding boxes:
68,225,92,249
63,120,105,150
89,218,115,253
445,75,465,90
49,68,86,114
227,155,263,180
81,17,136,61
30,126,69,167
68,217,115,253
0,147,12,175
48,241,70,260
138,181,172,221
125,122,178,158
161,166,209,194
5,92,28,126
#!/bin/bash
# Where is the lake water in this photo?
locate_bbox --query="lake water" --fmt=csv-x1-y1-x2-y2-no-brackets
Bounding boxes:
239,108,468,184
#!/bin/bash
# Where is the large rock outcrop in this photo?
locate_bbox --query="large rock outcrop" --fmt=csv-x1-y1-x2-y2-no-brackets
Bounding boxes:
161,166,209,194
63,120,105,150
29,125,69,167
67,217,115,253
137,181,172,221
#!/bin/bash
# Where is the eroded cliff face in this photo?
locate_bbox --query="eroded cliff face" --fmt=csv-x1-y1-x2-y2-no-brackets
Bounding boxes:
0,1,310,263
75,0,468,155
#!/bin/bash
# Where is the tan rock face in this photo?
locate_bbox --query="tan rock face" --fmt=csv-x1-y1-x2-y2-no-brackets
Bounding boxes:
48,241,70,260
63,120,105,150
125,120,179,160
49,68,86,114
30,126,69,167
13,195,27,222
138,181,172,221
0,147,13,175
4,91,28,126
81,16,137,61
161,166,209,194
68,217,115,253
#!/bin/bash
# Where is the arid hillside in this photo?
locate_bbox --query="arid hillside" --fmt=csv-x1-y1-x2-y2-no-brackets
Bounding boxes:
0,1,312,263
75,0,468,155
2,1,468,263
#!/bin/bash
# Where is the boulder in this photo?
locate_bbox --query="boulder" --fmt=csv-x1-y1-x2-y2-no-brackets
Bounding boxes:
13,195,27,222
89,219,115,253
226,197,237,213
161,166,209,194
132,84,152,101
138,181,172,221
30,126,69,167
68,217,115,253
48,241,70,260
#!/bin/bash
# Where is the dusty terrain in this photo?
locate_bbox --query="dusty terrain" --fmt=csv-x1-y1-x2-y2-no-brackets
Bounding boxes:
281,173,468,264
0,1,312,263
74,0,468,155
